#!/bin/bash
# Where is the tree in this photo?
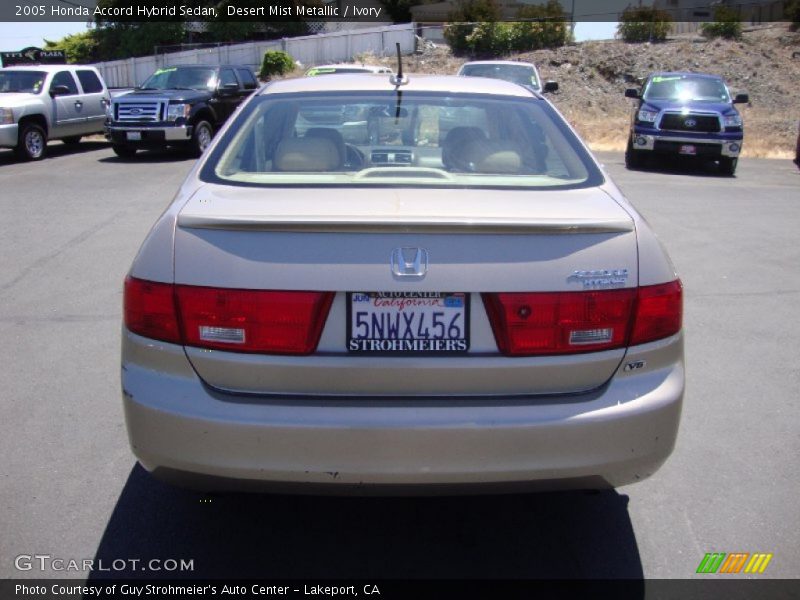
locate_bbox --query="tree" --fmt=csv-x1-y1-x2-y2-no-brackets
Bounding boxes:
44,30,99,64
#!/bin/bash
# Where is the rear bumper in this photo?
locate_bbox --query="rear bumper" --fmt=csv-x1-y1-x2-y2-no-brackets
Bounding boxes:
121,329,684,494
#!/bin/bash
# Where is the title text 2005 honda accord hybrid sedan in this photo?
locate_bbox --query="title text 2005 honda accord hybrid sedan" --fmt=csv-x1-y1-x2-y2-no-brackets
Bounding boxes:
122,73,683,493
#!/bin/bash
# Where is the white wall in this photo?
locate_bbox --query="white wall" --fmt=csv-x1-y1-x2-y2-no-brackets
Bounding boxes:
93,24,415,88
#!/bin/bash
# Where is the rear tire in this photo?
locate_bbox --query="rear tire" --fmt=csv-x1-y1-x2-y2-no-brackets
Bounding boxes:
625,138,644,169
15,122,47,161
189,120,213,158
112,144,137,158
62,136,82,145
719,157,737,176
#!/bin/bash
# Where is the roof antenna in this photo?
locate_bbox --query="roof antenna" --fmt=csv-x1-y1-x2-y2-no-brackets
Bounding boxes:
389,42,409,87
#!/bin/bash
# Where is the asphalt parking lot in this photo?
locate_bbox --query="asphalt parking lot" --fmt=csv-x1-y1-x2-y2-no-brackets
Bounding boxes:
0,141,797,580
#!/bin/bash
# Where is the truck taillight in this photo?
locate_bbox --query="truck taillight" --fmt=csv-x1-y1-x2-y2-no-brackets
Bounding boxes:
483,280,682,356
124,277,333,355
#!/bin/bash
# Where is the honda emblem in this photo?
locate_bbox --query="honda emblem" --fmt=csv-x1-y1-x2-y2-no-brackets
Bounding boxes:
391,247,428,279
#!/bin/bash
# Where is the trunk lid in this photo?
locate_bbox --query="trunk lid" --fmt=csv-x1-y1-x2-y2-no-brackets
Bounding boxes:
174,185,638,396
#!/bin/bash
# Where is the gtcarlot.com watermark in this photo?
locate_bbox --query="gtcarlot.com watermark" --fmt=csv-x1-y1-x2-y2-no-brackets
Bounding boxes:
14,554,194,573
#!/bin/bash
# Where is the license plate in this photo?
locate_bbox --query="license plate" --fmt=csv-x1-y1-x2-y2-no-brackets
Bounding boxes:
347,292,469,354
126,131,141,141
679,144,696,155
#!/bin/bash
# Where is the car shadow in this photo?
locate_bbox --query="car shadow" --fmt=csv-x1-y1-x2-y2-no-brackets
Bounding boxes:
0,140,109,166
97,149,196,164
625,155,735,178
89,464,644,581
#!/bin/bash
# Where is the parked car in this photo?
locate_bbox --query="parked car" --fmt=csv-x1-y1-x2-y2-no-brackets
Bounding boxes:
0,64,109,160
105,65,258,158
122,73,684,493
305,64,392,76
624,72,747,175
457,60,558,94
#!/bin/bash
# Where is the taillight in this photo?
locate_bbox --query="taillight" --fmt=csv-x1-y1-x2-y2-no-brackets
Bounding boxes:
483,289,636,356
483,280,682,356
124,276,181,344
123,277,333,355
175,286,333,355
629,280,683,346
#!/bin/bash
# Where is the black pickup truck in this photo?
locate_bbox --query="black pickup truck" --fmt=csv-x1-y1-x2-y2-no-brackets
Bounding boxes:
105,64,258,158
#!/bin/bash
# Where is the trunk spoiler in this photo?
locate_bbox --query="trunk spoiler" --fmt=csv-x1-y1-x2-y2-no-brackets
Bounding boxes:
177,214,634,235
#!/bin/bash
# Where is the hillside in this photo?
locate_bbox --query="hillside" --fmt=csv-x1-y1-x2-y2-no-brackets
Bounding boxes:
362,23,800,158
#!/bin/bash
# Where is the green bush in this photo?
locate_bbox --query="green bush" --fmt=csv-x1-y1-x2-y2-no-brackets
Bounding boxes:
260,50,295,81
444,0,501,55
444,0,568,56
514,0,571,49
617,6,672,43
701,6,742,39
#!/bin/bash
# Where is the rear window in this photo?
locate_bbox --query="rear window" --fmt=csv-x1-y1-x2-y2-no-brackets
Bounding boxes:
460,64,540,90
201,91,602,190
76,70,103,93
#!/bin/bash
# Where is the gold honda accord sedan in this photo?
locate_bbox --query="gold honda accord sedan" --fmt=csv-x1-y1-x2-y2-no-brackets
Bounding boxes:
121,73,683,493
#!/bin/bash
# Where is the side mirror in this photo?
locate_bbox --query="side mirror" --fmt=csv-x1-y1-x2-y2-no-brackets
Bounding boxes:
49,84,71,97
625,88,640,99
543,81,559,93
733,93,749,104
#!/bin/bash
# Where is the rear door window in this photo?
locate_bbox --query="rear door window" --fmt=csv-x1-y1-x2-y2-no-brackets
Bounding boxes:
236,68,258,90
76,70,103,93
50,71,79,95
219,68,238,88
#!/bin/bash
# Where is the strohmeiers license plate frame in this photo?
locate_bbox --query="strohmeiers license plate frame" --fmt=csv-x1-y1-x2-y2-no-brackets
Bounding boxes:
346,292,470,355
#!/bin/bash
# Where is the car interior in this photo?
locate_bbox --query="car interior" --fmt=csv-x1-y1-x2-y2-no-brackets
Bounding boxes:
223,96,581,179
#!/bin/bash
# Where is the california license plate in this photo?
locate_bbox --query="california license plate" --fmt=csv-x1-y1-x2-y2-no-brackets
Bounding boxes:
347,292,469,354
679,144,696,155
126,131,141,141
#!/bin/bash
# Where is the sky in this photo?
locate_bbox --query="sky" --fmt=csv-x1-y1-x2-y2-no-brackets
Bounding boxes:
0,20,618,52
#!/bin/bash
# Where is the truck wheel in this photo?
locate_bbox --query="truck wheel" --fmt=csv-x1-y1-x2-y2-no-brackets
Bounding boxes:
719,157,737,176
16,122,47,161
112,144,137,158
62,136,82,145
624,139,643,169
190,121,213,157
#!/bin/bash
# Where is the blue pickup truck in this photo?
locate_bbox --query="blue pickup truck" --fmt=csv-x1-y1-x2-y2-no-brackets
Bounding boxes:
624,72,748,175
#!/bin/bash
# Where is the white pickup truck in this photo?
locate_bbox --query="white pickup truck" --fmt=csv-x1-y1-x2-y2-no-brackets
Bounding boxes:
0,64,110,160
